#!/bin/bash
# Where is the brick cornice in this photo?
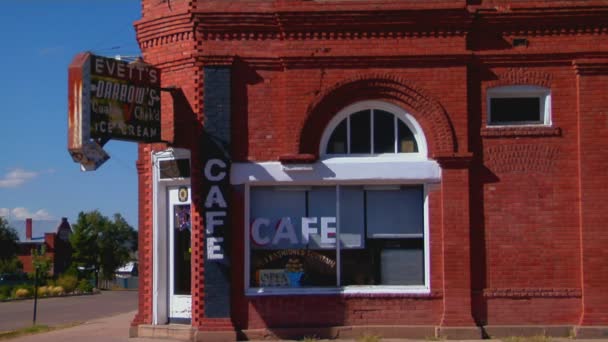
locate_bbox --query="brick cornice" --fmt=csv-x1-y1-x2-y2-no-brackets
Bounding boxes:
573,58,608,76
433,152,474,169
193,9,471,41
135,13,194,49
196,55,471,70
472,6,608,36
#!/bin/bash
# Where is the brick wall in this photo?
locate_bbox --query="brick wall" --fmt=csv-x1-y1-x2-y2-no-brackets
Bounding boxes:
134,0,608,333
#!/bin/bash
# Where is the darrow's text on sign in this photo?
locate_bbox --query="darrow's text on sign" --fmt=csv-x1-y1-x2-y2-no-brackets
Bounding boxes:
89,55,161,142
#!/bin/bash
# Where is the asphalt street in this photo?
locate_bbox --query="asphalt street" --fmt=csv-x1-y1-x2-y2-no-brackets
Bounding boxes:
0,290,137,332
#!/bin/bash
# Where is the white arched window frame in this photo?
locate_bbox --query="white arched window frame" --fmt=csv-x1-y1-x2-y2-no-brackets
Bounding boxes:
319,100,429,160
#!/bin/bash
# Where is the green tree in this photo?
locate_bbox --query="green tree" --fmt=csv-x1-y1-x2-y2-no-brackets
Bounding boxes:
0,257,23,274
0,217,19,261
69,211,136,287
0,217,22,274
30,245,52,281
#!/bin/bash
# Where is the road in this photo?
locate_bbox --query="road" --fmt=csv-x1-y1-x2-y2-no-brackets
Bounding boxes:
0,290,137,332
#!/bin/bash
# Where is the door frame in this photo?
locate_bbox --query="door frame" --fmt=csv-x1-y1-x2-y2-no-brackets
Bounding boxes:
167,186,192,323
152,148,191,325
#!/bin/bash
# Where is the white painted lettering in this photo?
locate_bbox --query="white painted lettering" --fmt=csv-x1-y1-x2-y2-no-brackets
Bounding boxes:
301,217,318,244
321,217,336,244
251,218,271,246
205,185,227,209
204,159,227,181
272,217,298,245
207,237,224,260
205,211,226,235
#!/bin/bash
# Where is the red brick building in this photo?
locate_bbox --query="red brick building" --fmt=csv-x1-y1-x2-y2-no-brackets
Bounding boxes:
17,218,72,275
131,0,608,340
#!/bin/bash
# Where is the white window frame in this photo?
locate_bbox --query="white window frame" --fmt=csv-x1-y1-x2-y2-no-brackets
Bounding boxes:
487,85,552,127
319,100,428,160
244,183,431,296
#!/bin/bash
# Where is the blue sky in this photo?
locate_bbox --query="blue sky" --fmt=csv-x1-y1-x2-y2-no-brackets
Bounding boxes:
0,1,142,228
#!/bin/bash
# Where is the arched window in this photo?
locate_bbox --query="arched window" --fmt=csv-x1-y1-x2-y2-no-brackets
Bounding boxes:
320,101,427,158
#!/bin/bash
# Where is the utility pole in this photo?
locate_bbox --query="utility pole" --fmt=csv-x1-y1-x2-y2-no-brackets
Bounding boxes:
32,265,39,325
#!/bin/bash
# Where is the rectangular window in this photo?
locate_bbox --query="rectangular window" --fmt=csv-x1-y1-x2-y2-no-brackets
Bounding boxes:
487,85,551,126
490,97,541,124
248,185,427,293
160,159,191,179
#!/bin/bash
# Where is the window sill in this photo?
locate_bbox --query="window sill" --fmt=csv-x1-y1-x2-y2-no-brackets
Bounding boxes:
245,286,434,297
481,126,561,138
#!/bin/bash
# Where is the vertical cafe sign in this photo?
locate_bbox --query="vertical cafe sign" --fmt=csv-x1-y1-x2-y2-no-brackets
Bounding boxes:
68,52,161,171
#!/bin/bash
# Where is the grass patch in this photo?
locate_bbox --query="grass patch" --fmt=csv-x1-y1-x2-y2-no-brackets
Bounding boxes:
0,321,82,340
502,336,552,342
0,325,51,340
357,333,382,342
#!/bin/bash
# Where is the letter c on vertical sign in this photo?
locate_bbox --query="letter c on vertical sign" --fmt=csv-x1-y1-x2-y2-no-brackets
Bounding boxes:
204,159,227,181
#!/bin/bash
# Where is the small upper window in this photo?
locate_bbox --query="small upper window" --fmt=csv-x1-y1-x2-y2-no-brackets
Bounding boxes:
487,85,551,126
321,101,426,157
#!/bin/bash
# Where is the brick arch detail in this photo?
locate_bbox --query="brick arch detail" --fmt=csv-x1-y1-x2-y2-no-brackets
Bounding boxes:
299,74,457,157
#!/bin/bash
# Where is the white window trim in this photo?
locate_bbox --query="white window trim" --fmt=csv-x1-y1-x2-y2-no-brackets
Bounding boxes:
231,159,441,185
487,85,552,127
244,183,431,296
319,100,429,159
152,148,191,325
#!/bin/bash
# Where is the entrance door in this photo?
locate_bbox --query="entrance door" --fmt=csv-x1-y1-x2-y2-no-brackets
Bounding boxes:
168,186,192,323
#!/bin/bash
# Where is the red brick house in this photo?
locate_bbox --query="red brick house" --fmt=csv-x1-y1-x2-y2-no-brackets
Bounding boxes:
16,218,72,275
131,0,608,340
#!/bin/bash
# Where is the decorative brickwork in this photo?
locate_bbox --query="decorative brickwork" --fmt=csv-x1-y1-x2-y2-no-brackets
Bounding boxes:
300,73,456,157
487,68,553,89
483,288,582,299
484,144,560,174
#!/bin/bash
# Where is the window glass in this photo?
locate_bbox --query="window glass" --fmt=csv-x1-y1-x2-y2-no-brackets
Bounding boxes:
160,159,190,179
490,97,541,124
397,120,418,153
379,239,424,285
249,186,425,289
327,119,347,154
250,188,306,249
307,187,337,249
366,187,423,238
350,110,371,153
338,186,365,249
250,187,336,288
173,204,191,295
323,104,422,156
373,110,395,153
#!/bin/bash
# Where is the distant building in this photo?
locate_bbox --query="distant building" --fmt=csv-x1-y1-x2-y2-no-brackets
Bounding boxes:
15,218,72,275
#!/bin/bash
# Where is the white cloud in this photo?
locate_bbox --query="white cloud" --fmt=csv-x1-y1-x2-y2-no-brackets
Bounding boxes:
0,168,39,188
0,207,54,220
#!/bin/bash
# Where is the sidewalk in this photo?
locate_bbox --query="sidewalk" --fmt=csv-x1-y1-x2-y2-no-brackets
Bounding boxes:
6,311,162,342
6,311,608,342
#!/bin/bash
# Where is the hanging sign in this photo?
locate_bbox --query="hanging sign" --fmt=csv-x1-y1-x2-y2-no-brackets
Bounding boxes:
67,52,161,171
